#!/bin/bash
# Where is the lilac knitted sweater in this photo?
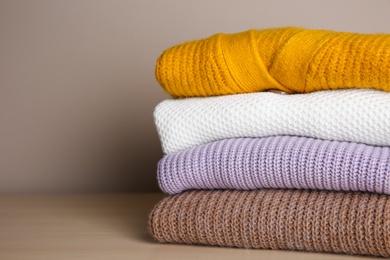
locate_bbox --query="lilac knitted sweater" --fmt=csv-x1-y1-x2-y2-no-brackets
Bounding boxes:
158,136,390,195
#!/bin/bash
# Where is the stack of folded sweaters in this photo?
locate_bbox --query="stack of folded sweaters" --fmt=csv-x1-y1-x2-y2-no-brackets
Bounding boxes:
148,27,390,257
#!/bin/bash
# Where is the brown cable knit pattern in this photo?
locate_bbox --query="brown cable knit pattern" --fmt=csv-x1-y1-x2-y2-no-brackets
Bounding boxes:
149,189,390,257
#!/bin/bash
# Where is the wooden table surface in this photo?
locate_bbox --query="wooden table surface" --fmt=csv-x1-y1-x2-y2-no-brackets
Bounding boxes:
0,193,379,260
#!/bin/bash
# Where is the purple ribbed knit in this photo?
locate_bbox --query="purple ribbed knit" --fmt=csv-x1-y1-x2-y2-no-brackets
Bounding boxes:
157,136,390,195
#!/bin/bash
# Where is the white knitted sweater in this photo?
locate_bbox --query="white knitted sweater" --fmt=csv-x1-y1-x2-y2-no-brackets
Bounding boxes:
154,89,390,154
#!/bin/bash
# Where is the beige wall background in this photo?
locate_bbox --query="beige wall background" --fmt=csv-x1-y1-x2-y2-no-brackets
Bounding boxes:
1,0,390,193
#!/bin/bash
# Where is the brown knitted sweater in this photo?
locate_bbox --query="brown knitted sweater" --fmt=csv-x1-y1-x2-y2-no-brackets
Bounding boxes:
149,189,390,257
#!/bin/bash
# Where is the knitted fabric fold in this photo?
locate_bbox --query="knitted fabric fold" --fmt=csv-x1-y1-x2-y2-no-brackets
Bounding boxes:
149,189,390,257
154,89,390,154
156,27,390,98
158,137,390,195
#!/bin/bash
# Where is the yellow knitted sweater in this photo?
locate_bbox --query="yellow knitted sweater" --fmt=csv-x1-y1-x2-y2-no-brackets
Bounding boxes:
156,27,390,97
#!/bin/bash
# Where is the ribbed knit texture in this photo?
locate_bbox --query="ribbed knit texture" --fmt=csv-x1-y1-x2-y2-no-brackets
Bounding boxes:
156,27,390,97
154,89,390,154
158,137,390,195
149,189,390,257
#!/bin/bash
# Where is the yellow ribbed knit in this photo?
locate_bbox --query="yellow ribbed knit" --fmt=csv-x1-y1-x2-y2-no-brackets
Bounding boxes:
155,27,390,97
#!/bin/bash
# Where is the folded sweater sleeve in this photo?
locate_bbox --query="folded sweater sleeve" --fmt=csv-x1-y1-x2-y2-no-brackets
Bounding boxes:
156,27,390,97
